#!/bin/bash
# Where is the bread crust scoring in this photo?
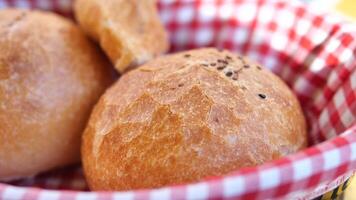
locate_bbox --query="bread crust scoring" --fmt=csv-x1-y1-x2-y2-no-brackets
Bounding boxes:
82,48,307,191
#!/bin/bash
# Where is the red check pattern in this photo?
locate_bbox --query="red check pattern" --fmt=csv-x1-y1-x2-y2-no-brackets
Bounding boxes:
0,0,355,199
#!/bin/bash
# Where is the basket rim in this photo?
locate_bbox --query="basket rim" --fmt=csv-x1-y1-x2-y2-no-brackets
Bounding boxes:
1,125,355,196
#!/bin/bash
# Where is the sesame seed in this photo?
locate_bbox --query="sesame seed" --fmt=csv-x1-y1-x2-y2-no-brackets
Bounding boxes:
226,72,233,77
258,94,266,99
217,66,226,70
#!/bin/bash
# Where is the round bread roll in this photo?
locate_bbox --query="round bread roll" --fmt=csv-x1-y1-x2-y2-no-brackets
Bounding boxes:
82,48,307,191
0,9,113,181
74,0,169,73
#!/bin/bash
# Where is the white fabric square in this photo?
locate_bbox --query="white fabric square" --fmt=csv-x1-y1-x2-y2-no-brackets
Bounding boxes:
198,3,217,23
113,192,134,200
326,39,341,53
259,168,281,190
333,89,345,109
251,29,266,45
248,51,261,62
341,108,354,128
195,27,214,45
219,3,234,20
293,159,313,181
350,141,356,161
296,19,312,36
294,77,311,95
310,58,326,72
235,3,257,24
2,187,26,200
150,188,171,200
186,183,209,200
174,28,191,45
340,48,353,63
351,71,356,89
319,109,330,128
177,5,195,24
277,9,295,29
38,191,60,200
271,33,288,51
325,126,338,140
223,177,245,198
160,8,174,24
322,149,341,171
264,55,278,71
258,5,274,24
75,193,98,200
311,29,328,45
233,28,249,44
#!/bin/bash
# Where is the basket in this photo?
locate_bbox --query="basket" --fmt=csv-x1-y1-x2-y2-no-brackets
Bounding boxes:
0,0,355,199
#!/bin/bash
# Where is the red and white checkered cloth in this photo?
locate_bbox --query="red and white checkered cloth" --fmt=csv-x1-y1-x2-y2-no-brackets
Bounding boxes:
0,0,355,199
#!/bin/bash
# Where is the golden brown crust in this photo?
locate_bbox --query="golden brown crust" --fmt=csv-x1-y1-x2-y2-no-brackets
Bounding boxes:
74,0,169,73
0,9,113,181
82,48,307,191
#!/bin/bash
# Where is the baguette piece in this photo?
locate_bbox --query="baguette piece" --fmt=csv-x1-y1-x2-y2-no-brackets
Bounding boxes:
74,0,169,73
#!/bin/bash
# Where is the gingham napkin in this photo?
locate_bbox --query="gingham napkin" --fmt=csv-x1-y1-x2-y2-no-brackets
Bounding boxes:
0,0,355,199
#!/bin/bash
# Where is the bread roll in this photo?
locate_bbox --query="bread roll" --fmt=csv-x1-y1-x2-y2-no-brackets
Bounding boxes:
74,0,169,73
82,48,307,191
0,9,113,181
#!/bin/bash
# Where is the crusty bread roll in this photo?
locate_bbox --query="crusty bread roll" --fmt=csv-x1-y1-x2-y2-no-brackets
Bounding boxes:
82,48,307,191
74,0,169,73
0,9,113,181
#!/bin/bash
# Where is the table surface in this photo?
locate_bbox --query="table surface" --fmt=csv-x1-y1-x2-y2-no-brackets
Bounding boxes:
336,0,356,20
345,177,355,199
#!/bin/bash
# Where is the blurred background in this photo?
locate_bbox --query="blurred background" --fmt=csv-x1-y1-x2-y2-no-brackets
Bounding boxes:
334,0,356,20
305,0,356,20
303,0,354,18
